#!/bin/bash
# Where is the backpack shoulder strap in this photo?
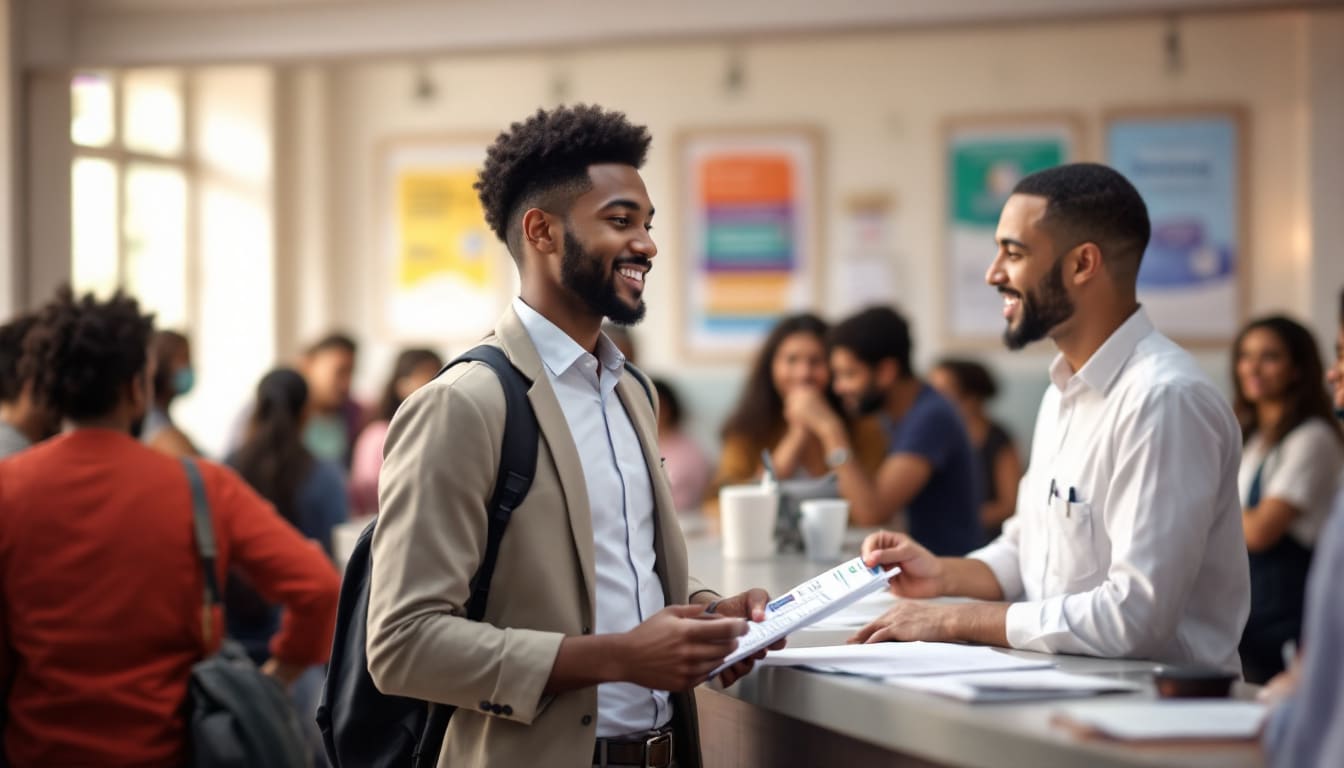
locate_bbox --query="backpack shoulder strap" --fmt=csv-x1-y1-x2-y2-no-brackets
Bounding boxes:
622,360,657,415
181,458,221,646
436,344,539,622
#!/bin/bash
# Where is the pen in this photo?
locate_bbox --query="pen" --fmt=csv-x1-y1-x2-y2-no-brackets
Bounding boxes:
1067,487,1078,503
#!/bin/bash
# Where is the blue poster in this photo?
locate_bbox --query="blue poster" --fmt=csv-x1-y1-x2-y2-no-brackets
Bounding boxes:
1107,114,1241,340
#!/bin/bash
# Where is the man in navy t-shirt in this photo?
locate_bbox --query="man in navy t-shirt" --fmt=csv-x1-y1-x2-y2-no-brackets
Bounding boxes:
784,306,980,555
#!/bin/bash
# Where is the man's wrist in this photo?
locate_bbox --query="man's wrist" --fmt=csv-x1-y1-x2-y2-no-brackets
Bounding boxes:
689,589,721,606
945,602,1010,647
818,424,850,455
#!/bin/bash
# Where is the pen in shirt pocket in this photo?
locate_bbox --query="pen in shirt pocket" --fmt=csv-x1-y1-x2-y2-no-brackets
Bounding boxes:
1066,487,1078,518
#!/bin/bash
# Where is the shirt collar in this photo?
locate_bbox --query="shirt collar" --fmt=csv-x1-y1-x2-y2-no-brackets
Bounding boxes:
511,297,625,378
1049,306,1155,395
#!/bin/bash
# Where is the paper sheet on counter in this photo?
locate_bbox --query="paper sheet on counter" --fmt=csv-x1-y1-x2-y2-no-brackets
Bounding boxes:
1051,701,1267,741
885,668,1142,702
757,641,1053,678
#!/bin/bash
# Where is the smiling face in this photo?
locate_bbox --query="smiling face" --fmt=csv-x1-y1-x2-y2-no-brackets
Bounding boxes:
1236,327,1297,405
770,331,830,398
555,163,657,326
986,194,1078,350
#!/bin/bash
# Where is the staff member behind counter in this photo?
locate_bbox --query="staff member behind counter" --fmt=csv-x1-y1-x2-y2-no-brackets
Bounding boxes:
851,163,1250,674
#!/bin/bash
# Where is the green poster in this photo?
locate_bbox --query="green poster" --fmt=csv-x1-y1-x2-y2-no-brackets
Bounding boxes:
951,140,1065,226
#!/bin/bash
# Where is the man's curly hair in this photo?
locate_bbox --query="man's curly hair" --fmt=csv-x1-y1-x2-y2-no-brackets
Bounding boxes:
475,104,651,258
20,286,155,421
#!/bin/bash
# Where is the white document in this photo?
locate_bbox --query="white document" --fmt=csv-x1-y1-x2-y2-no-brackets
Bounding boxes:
806,588,898,630
887,668,1142,702
757,641,1052,678
1053,701,1268,740
708,557,900,678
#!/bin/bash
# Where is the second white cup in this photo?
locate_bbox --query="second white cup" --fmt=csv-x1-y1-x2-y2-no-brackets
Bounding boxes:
798,498,849,561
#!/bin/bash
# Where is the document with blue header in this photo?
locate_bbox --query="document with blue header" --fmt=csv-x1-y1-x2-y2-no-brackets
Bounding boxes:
709,557,900,678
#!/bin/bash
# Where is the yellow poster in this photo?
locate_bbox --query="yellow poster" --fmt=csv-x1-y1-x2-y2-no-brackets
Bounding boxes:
396,169,493,289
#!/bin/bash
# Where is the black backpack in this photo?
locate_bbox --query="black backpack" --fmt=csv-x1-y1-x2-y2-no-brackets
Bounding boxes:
316,343,653,768
182,458,311,768
316,345,536,768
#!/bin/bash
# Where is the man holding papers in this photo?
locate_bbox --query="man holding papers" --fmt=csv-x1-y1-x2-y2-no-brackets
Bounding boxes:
368,105,775,768
851,163,1249,674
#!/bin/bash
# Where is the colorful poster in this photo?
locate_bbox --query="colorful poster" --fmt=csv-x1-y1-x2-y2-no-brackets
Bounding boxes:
681,132,818,357
1107,112,1242,342
944,120,1076,342
381,140,515,343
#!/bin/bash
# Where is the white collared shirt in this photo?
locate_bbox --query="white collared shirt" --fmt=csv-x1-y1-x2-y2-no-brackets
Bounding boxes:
512,298,670,736
969,308,1249,672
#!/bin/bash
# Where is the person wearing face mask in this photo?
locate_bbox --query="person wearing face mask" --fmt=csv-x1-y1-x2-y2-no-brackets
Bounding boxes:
0,287,339,767
848,164,1249,675
143,329,200,457
712,313,885,500
1230,316,1343,683
784,306,980,555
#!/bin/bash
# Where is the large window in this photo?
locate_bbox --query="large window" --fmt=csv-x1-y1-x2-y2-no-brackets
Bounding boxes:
71,69,191,330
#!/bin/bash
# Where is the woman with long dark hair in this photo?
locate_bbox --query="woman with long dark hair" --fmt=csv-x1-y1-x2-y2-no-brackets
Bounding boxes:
1233,315,1344,682
349,348,444,517
712,313,883,499
227,368,348,657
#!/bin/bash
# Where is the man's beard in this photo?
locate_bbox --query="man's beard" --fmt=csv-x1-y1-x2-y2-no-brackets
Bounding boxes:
847,385,886,417
560,231,647,326
1002,255,1075,351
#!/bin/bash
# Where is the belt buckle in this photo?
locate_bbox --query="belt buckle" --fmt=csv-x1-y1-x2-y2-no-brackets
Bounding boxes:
643,731,672,768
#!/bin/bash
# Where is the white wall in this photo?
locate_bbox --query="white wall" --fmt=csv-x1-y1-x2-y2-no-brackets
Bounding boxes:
319,11,1327,450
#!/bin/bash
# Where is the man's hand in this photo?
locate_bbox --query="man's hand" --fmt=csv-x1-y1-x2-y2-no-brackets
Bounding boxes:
260,658,305,687
847,601,954,644
614,605,748,691
848,600,1010,647
704,588,787,687
861,531,944,598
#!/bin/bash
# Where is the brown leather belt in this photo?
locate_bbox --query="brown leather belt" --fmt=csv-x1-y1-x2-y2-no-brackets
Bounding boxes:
592,726,674,768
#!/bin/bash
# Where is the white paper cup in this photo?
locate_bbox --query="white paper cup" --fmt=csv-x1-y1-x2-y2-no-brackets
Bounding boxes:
799,498,849,561
719,484,779,560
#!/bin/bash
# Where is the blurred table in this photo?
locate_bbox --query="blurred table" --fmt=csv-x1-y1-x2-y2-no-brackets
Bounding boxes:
679,518,1264,768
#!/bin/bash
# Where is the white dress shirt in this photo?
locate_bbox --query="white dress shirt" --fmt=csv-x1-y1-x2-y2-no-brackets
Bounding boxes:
1237,417,1344,547
512,298,670,736
969,308,1249,672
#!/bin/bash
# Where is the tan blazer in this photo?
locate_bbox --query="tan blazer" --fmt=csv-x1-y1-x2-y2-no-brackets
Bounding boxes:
367,306,705,768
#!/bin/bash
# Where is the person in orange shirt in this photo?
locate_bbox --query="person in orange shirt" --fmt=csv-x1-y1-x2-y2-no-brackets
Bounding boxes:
0,287,340,768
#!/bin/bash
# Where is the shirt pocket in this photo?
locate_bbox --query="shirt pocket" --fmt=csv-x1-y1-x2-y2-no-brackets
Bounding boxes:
1045,494,1100,592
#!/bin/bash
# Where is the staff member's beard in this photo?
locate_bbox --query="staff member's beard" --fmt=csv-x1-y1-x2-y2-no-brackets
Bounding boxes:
1002,255,1075,351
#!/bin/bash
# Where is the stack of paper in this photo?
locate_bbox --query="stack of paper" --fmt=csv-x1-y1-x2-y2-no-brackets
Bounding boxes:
1051,701,1268,741
886,668,1142,702
757,641,1053,677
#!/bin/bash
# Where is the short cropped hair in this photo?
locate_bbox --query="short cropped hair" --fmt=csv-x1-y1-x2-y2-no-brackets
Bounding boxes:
1012,163,1151,281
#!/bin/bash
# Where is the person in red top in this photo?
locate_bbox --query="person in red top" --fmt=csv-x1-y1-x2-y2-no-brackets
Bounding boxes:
0,287,341,768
